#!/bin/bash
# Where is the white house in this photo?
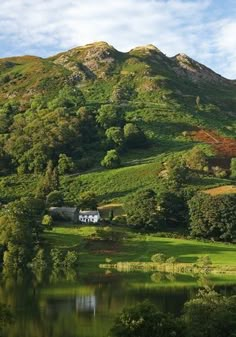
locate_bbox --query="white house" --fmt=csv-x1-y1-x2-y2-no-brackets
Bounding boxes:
79,210,101,223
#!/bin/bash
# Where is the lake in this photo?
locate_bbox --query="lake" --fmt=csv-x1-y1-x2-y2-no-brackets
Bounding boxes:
1,270,236,337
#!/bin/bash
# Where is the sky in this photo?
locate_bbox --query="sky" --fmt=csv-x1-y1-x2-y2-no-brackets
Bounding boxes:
0,0,236,79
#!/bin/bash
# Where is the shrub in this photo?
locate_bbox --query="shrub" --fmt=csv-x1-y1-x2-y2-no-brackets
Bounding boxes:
58,153,75,175
123,123,147,148
109,301,184,337
197,255,212,267
101,149,121,169
41,214,53,230
151,253,167,263
212,166,228,178
185,147,208,171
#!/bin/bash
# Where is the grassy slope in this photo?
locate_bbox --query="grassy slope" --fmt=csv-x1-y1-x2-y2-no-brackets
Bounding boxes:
61,152,232,204
0,42,235,205
44,225,236,271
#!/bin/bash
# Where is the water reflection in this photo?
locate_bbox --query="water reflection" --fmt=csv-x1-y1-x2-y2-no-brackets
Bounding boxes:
1,270,236,337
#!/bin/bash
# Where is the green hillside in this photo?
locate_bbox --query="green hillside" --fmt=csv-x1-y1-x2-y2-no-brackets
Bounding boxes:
0,41,235,203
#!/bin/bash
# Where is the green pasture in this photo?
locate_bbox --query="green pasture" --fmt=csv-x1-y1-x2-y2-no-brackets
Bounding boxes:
44,225,236,272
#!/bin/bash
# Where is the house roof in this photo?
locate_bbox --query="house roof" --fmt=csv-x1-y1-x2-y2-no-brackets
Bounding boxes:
79,210,100,216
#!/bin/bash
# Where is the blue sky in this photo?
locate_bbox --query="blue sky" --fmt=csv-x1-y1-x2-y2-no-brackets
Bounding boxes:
0,0,236,78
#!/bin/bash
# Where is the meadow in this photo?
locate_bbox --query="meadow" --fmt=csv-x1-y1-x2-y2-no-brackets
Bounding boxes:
44,225,236,273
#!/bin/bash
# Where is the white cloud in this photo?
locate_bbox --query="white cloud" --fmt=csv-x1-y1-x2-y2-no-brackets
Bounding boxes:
0,0,235,78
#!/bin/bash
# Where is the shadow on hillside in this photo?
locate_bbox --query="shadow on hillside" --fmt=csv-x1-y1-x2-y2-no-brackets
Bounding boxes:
123,238,236,264
123,140,194,167
45,231,81,247
191,176,230,187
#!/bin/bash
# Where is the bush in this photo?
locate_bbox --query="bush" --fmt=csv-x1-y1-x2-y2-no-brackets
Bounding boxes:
183,288,236,337
41,214,53,230
101,149,121,169
123,123,147,148
58,154,75,175
197,255,212,267
212,166,228,178
151,253,167,263
109,301,184,337
185,147,208,171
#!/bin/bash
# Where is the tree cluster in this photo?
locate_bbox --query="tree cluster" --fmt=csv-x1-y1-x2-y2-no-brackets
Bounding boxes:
110,288,236,337
0,197,45,271
189,193,236,241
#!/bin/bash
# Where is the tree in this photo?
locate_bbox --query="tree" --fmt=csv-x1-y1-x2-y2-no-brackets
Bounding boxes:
58,153,75,175
46,190,64,207
41,214,53,229
109,301,183,337
158,191,189,227
182,288,236,337
3,243,31,271
79,191,97,210
0,198,45,270
50,248,64,269
48,85,85,110
165,159,190,190
36,161,59,198
96,105,119,129
189,193,236,241
123,123,147,148
101,149,121,169
0,102,17,133
64,251,79,269
126,189,159,231
31,248,47,271
105,127,124,147
185,147,208,171
230,158,236,178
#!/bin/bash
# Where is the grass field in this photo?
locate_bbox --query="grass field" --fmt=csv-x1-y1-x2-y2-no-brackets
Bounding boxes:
44,225,236,273
61,148,232,205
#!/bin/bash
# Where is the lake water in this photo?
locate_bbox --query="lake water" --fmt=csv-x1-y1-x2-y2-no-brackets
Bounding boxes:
1,271,236,337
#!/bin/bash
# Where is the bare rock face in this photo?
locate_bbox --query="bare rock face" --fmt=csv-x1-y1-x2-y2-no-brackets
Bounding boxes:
172,53,230,84
54,42,118,80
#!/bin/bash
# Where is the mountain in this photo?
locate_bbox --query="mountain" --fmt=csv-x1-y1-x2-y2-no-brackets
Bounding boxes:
0,41,235,203
1,41,235,105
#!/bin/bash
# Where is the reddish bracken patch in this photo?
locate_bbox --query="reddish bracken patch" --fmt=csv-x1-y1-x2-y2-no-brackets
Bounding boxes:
190,129,236,158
